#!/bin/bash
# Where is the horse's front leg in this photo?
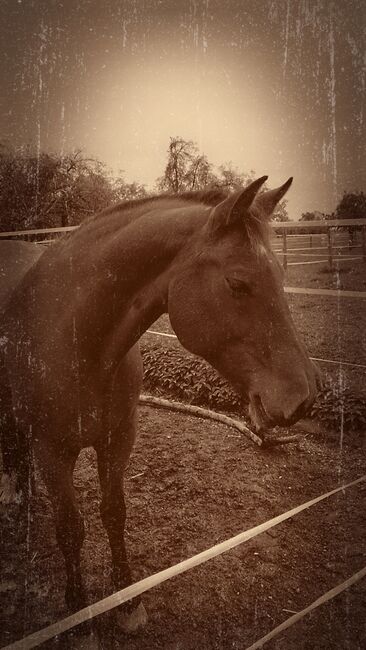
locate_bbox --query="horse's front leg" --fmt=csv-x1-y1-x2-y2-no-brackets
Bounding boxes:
34,438,86,612
34,437,100,648
94,421,148,634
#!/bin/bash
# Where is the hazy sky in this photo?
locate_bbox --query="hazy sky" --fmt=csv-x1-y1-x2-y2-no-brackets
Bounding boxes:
1,0,365,218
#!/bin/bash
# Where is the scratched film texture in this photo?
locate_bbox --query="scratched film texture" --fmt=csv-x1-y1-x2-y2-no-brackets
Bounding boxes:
1,1,366,649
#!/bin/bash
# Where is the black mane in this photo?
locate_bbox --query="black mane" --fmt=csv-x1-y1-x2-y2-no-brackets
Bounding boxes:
177,188,229,206
88,187,269,251
98,188,229,219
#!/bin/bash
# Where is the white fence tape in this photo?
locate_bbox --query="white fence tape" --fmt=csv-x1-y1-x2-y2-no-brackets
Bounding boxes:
4,474,366,650
245,565,366,650
287,257,362,266
284,285,366,298
145,330,366,371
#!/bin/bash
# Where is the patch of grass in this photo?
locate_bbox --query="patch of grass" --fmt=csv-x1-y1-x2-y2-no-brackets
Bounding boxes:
319,266,351,275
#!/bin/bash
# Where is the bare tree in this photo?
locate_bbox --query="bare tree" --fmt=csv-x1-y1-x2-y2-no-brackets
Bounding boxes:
0,146,106,229
214,163,290,221
156,137,210,194
213,163,255,191
113,175,148,202
156,138,291,221
0,146,143,231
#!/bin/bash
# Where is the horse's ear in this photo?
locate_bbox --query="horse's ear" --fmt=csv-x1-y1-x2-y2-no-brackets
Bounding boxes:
253,177,293,220
208,176,268,233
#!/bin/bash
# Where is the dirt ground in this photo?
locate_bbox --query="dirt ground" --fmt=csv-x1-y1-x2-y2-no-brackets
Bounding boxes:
1,406,366,649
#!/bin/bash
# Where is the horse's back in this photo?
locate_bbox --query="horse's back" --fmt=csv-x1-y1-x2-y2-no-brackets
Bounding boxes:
0,241,44,314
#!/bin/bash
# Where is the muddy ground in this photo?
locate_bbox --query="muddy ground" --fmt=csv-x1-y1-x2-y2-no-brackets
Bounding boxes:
1,406,366,649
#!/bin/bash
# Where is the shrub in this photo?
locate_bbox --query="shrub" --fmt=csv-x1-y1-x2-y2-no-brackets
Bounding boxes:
141,343,246,414
141,342,366,435
311,382,366,433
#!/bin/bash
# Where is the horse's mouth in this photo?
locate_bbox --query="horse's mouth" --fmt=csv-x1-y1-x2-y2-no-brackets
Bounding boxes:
249,394,272,432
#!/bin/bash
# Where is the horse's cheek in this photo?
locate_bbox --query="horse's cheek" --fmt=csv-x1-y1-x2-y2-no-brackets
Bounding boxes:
168,278,218,358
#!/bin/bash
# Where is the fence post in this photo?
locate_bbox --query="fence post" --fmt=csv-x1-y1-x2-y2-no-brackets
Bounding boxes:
282,228,287,270
362,226,366,262
309,234,313,249
327,228,333,271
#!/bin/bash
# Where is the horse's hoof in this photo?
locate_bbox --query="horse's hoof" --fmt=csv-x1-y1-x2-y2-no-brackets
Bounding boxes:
0,472,22,505
115,602,148,634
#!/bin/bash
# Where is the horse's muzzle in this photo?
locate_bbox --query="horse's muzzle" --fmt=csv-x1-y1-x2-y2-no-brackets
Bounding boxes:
249,365,320,431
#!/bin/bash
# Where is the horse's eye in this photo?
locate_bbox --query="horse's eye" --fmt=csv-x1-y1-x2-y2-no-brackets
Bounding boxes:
226,277,252,296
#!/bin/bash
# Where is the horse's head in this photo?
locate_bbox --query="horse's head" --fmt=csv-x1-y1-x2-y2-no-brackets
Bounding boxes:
168,177,320,431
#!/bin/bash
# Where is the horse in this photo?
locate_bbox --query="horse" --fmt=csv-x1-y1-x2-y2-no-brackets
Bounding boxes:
0,177,319,635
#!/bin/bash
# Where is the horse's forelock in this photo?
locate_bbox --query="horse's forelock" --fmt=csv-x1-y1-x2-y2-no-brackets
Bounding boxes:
245,216,272,255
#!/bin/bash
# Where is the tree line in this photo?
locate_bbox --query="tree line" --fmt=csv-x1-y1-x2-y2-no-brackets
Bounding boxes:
0,137,364,232
300,191,366,223
0,144,146,232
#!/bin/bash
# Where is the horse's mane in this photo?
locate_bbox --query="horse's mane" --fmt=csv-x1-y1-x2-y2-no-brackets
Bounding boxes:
84,188,269,250
96,188,229,219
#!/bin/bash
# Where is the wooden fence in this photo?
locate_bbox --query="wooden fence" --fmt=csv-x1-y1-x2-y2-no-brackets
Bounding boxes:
1,219,366,271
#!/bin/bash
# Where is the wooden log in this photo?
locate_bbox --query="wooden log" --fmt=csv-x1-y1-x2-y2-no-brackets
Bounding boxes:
139,394,263,446
139,395,303,448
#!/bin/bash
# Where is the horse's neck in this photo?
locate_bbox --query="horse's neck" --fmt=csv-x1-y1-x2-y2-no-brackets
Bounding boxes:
57,204,207,368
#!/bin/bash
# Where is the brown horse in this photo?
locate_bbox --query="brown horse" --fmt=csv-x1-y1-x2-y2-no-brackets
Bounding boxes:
0,177,319,633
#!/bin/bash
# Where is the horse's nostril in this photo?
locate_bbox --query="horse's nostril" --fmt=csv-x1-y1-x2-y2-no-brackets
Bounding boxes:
251,368,318,429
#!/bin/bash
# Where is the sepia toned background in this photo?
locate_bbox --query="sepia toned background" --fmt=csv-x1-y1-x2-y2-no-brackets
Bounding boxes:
1,0,365,219
1,2,366,649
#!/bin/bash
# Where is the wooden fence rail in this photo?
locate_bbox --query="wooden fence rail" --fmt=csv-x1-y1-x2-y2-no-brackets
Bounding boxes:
1,220,366,271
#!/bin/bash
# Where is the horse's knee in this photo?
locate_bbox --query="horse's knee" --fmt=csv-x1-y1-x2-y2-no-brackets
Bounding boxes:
55,504,85,557
100,492,126,531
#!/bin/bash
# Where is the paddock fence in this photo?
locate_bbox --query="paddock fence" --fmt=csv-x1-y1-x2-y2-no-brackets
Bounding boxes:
1,217,366,270
273,218,366,270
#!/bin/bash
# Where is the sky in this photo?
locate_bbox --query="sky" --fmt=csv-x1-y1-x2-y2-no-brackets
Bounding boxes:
1,0,365,219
